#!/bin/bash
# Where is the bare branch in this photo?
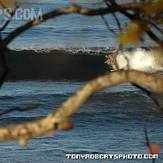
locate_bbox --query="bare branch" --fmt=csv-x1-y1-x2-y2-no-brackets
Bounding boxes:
0,5,19,32
104,0,122,32
146,19,163,34
0,70,162,144
101,15,117,35
0,50,9,88
134,84,163,112
0,5,19,88
0,3,161,48
106,0,163,47
0,104,40,117
112,13,122,32
146,30,163,47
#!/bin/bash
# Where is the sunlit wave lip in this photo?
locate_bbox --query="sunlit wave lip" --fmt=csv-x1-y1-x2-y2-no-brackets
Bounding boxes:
7,47,116,55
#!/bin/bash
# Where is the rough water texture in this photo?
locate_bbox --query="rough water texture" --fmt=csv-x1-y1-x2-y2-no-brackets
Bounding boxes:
3,49,111,80
0,81,163,163
0,1,162,163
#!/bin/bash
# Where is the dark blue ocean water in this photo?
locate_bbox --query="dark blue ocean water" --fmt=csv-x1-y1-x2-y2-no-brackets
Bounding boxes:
0,81,163,163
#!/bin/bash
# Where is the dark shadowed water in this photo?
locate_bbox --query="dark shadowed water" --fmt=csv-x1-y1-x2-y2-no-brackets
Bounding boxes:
0,81,163,163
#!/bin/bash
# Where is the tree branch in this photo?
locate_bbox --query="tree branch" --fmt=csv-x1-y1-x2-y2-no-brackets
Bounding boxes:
0,5,18,31
0,3,140,48
0,70,162,144
0,3,161,48
144,123,156,163
0,50,9,87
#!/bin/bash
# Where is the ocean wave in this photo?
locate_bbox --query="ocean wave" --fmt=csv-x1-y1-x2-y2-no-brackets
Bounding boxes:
8,46,155,56
0,91,141,103
0,93,70,100
9,47,116,56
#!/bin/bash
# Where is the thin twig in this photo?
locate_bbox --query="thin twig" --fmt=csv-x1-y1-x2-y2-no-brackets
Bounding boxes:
0,104,41,117
112,13,122,32
0,3,141,49
0,49,9,88
145,19,163,34
134,84,163,112
101,15,117,35
0,5,19,31
107,0,163,47
144,123,155,163
104,0,122,32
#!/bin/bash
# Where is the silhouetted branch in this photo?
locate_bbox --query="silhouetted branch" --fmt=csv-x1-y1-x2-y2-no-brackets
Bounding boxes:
145,91,163,112
0,4,19,31
146,30,163,47
0,3,142,49
144,123,155,163
112,13,122,32
101,15,117,35
0,3,161,49
104,0,122,32
106,0,163,47
0,50,9,88
146,19,163,34
134,84,163,113
0,3,19,88
0,104,41,117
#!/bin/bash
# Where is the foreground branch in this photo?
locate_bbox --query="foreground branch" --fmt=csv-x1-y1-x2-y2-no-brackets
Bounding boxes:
0,70,162,145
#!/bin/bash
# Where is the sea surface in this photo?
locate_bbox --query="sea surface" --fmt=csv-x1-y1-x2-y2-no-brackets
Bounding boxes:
1,0,154,50
0,81,163,163
0,1,162,163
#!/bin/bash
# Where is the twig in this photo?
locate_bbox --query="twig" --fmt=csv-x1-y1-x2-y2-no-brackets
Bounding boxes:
101,15,117,35
0,4,19,31
112,13,122,32
144,123,155,163
104,0,122,32
0,3,161,48
134,84,163,112
107,0,163,47
146,30,163,47
0,3,19,88
145,19,163,34
0,50,9,88
0,104,41,117
0,3,141,49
